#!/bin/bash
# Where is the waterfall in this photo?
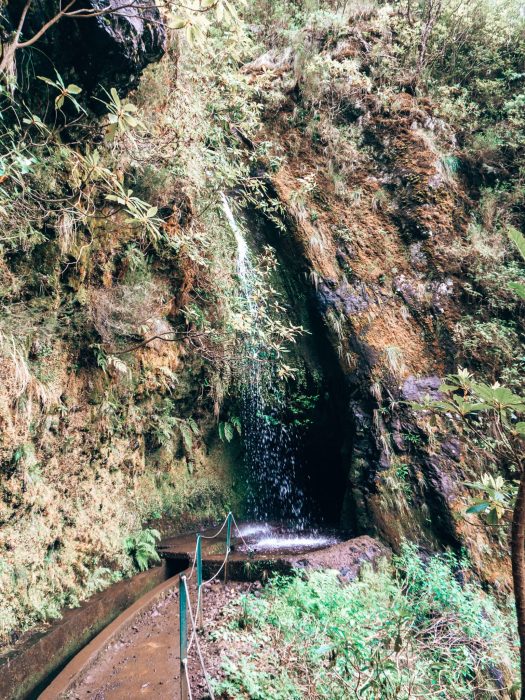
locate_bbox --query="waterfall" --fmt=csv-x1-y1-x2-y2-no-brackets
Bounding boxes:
221,193,249,280
221,194,307,528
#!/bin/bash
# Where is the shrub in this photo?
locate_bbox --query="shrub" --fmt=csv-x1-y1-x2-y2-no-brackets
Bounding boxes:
212,545,518,699
454,317,521,381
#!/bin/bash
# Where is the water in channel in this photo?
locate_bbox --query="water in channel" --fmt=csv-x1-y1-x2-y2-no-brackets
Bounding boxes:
221,194,308,530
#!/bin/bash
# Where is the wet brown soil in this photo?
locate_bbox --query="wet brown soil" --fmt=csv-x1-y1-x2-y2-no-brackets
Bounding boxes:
61,578,255,700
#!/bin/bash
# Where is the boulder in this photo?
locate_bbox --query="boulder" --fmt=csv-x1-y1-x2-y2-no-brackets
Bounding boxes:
290,535,391,581
401,375,442,403
5,0,166,104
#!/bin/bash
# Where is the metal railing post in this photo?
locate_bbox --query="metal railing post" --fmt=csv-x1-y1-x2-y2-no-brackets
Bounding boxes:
224,512,232,583
196,534,203,629
179,575,188,700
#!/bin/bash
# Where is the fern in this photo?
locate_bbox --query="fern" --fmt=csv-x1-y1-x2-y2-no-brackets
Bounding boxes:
151,401,200,456
180,423,194,452
179,418,199,454
219,416,242,442
124,529,161,572
508,226,525,261
507,226,525,300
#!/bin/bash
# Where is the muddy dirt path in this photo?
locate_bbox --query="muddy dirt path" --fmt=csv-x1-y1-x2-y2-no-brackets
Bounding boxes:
48,535,382,699
63,585,180,699
61,579,254,700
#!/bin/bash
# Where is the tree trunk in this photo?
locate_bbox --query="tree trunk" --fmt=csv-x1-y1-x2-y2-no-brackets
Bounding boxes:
0,41,17,77
512,472,525,699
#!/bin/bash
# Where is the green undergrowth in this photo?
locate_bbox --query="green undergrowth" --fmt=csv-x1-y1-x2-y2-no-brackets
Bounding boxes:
0,463,232,648
0,5,259,649
211,544,519,699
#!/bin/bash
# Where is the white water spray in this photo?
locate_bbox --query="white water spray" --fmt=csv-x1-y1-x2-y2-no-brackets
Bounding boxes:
221,194,307,528
252,535,337,552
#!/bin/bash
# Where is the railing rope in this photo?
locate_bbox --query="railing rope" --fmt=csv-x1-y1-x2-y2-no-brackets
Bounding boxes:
196,534,203,629
178,511,251,699
182,575,216,700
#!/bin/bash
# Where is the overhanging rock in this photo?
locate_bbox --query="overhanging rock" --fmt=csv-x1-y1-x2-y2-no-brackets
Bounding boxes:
5,0,166,103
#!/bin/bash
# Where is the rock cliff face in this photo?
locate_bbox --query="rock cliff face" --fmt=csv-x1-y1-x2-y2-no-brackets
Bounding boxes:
240,36,511,587
5,0,166,99
0,25,237,651
0,0,520,655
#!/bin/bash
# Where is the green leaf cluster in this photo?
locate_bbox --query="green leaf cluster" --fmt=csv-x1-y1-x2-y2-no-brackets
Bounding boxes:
37,71,84,112
218,416,242,442
124,528,161,572
99,87,142,139
465,473,516,524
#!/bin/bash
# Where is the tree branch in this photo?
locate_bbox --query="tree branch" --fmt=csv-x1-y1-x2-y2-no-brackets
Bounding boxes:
110,329,212,355
17,0,77,48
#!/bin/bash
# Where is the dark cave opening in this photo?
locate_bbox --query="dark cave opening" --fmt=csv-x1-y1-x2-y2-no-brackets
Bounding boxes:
241,206,357,531
296,381,351,527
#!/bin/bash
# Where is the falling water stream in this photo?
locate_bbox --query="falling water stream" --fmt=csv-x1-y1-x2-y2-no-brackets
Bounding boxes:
221,195,345,554
221,194,309,531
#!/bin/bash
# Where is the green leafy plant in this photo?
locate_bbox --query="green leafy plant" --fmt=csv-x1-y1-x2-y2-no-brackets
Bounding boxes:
99,87,142,139
124,529,161,572
37,71,83,112
218,416,242,442
91,343,109,372
212,546,518,698
465,473,516,524
151,399,200,459
105,185,164,245
0,143,36,185
403,431,422,447
179,418,199,455
508,227,525,301
168,0,243,45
